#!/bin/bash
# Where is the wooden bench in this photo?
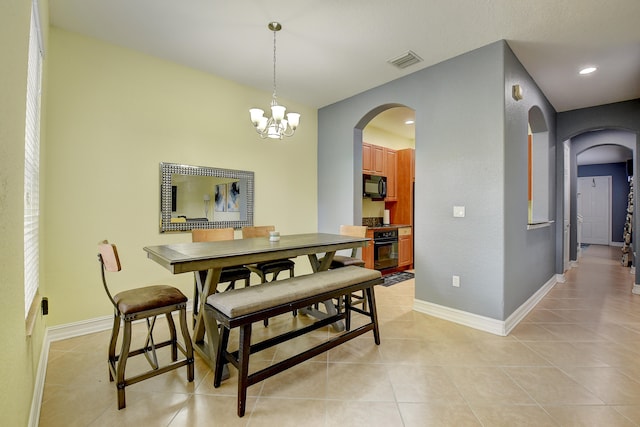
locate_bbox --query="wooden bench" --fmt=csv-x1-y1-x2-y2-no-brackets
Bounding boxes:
204,265,383,417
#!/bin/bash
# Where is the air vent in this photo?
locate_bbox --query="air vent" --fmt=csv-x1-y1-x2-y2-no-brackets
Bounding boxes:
388,50,423,69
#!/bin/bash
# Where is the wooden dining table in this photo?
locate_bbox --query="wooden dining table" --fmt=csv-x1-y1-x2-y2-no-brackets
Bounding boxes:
143,232,370,371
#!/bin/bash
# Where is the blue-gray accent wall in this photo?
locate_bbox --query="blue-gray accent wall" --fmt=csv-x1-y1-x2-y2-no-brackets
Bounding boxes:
318,40,557,322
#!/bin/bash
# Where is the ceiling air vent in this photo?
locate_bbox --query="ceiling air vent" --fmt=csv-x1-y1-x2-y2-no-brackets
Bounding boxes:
388,50,423,69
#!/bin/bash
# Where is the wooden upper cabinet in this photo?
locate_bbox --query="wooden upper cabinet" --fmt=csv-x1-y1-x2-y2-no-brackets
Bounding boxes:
385,148,397,201
371,145,385,175
362,143,373,173
363,142,386,175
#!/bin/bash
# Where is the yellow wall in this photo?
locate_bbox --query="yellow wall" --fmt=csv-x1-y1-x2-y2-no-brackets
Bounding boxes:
43,28,318,326
0,1,49,425
363,125,415,150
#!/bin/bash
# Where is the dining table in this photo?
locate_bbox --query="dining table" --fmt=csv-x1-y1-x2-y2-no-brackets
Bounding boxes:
143,232,370,372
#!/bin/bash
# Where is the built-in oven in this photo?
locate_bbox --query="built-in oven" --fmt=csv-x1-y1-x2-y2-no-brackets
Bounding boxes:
373,229,398,271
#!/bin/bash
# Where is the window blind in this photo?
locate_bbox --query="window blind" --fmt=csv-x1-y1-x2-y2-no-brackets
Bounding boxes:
24,3,43,318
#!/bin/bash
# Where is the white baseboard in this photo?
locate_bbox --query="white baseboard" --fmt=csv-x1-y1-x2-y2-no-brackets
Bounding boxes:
30,302,194,426
632,284,640,295
413,274,558,336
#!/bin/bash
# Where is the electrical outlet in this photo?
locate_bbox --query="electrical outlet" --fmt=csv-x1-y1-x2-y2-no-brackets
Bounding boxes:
453,206,465,217
452,275,460,287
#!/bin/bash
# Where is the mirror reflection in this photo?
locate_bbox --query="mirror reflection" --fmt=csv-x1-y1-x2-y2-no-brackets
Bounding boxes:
160,162,254,232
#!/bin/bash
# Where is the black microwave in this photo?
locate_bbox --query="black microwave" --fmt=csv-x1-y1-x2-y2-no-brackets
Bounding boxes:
363,174,387,199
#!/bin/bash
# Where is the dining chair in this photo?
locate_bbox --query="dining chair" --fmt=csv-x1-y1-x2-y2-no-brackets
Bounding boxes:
191,228,252,323
319,225,368,310
97,240,194,410
241,225,295,325
192,228,251,292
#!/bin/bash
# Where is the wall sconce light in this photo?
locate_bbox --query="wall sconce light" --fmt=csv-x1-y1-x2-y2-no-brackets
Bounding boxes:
512,84,523,101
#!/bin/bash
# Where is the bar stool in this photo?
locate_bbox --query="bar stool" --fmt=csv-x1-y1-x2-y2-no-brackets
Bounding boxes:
319,225,368,311
191,228,251,323
98,240,194,409
241,225,295,325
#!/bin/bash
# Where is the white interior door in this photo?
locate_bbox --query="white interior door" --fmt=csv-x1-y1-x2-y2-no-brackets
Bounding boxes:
577,176,611,245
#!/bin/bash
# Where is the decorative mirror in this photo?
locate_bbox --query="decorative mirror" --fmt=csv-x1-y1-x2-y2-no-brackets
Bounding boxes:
160,162,254,232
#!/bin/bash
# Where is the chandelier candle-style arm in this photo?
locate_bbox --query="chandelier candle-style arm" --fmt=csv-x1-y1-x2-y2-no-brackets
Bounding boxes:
249,22,300,140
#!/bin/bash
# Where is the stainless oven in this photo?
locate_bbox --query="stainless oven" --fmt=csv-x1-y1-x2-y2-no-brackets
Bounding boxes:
373,229,398,271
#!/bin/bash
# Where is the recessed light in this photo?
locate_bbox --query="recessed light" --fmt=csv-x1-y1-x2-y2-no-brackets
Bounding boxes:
404,120,415,125
579,67,597,75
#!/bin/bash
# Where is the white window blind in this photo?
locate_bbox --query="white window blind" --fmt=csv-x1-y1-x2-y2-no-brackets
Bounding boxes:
24,2,43,318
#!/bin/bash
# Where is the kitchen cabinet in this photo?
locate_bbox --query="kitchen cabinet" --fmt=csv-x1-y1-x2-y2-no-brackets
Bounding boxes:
363,229,375,269
398,226,413,268
395,148,414,226
363,143,397,202
362,142,385,175
363,142,396,178
385,148,397,201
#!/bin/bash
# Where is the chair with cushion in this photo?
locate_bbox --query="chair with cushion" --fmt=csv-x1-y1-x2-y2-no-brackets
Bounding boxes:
241,225,295,325
241,225,295,283
319,225,368,310
191,228,252,322
97,240,194,409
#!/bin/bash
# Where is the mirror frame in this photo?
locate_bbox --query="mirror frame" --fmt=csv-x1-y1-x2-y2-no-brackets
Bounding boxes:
159,162,254,233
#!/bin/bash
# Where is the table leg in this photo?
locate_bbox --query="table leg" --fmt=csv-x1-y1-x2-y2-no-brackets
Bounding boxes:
193,267,229,379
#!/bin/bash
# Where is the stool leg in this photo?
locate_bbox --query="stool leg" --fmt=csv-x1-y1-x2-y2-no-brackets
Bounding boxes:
178,307,194,382
165,313,178,361
108,314,120,382
116,319,133,409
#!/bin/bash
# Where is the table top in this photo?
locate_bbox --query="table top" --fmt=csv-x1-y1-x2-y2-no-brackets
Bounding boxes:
144,232,370,274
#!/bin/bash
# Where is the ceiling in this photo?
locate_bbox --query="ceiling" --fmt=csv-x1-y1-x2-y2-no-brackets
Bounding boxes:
48,0,640,113
48,1,638,161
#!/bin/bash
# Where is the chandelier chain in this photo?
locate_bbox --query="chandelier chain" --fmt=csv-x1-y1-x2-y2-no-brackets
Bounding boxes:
272,28,277,104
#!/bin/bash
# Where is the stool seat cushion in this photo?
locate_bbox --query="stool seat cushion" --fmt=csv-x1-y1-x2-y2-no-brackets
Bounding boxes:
254,259,294,272
220,266,251,282
330,255,366,268
115,285,187,315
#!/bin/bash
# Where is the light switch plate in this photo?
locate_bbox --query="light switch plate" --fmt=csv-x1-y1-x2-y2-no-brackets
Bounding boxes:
453,206,465,218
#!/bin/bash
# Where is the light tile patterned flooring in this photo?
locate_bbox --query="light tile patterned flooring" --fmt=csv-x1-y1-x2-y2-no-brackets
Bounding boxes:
40,245,640,426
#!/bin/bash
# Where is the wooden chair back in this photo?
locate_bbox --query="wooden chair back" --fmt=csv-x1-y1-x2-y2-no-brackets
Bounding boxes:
98,240,122,272
340,225,367,238
242,225,275,239
192,228,234,242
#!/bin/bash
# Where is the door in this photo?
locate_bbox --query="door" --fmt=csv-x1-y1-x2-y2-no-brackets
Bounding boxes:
577,176,611,245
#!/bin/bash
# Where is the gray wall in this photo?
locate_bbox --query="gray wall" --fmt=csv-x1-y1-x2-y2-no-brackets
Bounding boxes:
319,40,558,321
503,44,558,317
557,100,640,276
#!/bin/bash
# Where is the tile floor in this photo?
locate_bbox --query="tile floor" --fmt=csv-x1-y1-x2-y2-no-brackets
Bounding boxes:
40,245,640,426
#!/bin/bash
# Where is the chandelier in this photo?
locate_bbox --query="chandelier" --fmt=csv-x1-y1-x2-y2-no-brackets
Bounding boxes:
249,22,300,139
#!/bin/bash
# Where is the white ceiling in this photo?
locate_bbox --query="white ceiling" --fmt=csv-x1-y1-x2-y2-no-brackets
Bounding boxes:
48,0,640,113
48,1,638,163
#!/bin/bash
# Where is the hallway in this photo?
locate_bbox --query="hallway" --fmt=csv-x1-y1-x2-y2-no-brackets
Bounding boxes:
39,245,640,426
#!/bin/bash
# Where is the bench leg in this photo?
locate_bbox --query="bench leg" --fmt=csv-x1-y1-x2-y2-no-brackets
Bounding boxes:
365,287,381,345
213,326,230,388
237,324,252,417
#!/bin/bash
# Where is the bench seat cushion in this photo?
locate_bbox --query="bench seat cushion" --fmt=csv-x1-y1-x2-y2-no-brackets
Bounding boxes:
207,266,381,318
